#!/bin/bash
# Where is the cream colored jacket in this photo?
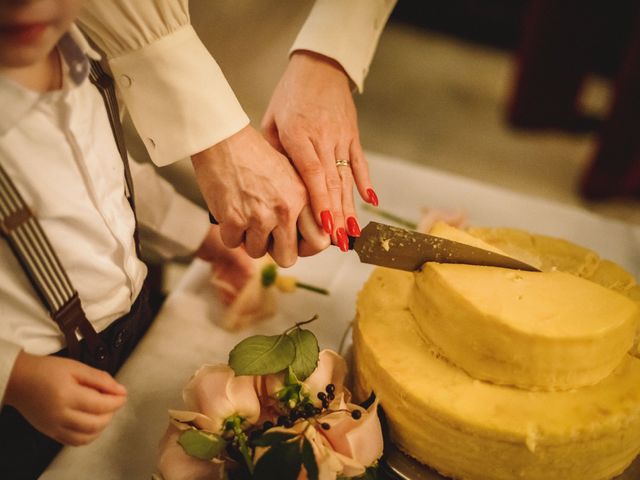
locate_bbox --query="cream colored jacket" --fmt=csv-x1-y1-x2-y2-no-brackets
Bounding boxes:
78,0,397,166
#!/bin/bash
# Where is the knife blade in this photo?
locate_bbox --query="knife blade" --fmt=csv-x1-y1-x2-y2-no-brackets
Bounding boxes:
349,221,540,272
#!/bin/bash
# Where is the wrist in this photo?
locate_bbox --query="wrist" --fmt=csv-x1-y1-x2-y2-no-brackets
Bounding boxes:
289,50,350,86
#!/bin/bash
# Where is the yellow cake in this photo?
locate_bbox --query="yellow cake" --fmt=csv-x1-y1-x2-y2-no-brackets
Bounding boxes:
353,224,640,480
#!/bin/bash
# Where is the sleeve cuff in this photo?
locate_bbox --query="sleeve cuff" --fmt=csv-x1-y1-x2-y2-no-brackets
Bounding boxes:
0,339,22,406
108,25,250,166
290,0,397,93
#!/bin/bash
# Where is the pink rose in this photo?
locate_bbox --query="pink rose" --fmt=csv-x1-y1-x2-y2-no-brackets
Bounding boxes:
183,364,261,432
157,424,225,480
303,350,348,406
320,395,383,471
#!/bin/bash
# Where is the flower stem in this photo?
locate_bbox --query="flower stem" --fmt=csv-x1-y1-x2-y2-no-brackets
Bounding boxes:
362,204,417,230
285,315,319,335
295,282,329,295
229,417,253,474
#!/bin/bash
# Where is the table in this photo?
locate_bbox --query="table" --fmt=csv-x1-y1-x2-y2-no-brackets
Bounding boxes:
41,152,640,479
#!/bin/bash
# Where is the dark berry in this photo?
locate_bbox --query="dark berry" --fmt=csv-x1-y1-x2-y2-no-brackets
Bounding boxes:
321,422,331,430
327,392,335,401
304,402,315,414
322,399,330,409
313,407,322,415
277,415,288,426
326,384,335,394
317,392,327,401
351,410,362,420
283,418,294,428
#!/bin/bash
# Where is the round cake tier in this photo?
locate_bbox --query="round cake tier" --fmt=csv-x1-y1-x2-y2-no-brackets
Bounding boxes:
353,268,640,480
409,263,638,390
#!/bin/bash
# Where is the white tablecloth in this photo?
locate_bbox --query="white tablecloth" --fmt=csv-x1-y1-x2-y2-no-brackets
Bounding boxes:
41,153,640,479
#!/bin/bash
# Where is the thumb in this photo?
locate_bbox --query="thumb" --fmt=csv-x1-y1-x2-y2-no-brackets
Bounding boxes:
261,117,286,155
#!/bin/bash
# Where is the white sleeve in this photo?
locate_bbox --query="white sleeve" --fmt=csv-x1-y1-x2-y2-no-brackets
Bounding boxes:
0,339,22,406
78,0,249,167
129,158,210,260
290,0,398,93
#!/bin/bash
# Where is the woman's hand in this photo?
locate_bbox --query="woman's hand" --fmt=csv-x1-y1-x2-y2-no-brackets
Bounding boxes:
261,51,378,251
4,352,127,446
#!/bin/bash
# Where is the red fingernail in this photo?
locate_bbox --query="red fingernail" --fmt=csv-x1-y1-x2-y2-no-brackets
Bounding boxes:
336,228,349,252
321,210,334,234
346,217,361,237
366,188,379,207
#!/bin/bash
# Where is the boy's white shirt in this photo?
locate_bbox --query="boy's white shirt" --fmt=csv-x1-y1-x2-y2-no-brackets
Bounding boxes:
0,26,209,403
78,0,397,166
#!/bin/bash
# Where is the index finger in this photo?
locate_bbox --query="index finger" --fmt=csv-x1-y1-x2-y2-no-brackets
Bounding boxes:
72,385,128,415
282,136,332,233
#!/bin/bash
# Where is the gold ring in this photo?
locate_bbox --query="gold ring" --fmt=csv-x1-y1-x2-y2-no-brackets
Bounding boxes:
335,159,351,167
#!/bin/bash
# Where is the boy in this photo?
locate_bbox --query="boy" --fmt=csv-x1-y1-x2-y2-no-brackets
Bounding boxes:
0,1,252,478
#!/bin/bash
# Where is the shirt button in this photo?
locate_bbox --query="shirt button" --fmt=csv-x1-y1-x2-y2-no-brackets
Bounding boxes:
95,345,108,362
119,75,132,88
114,329,126,348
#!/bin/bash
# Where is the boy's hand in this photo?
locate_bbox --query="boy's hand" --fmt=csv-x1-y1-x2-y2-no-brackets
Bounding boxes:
196,225,254,302
4,351,127,446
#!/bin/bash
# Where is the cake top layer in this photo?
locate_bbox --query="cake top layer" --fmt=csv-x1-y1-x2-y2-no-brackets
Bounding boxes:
418,264,638,338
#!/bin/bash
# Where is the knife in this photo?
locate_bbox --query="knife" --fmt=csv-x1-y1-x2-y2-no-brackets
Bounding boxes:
350,221,540,272
209,214,539,272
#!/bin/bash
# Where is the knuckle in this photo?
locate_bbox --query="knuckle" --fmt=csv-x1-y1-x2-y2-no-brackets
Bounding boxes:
325,175,342,193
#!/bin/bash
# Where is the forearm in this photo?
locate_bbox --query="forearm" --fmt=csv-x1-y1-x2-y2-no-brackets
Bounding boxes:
290,0,398,92
0,338,22,406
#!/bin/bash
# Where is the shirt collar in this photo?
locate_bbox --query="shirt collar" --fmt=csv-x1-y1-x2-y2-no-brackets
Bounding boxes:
0,24,101,136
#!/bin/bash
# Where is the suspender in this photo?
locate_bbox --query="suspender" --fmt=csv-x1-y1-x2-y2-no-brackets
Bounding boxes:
88,61,141,257
0,60,137,366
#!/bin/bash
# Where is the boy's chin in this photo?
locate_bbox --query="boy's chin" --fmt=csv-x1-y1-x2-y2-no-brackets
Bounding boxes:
0,43,55,69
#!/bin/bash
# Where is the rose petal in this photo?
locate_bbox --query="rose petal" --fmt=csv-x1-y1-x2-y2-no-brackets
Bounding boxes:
320,400,383,468
168,410,218,432
157,424,226,480
183,364,260,431
303,350,347,405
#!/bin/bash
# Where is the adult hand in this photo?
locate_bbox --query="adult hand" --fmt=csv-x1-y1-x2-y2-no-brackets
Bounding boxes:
261,50,379,252
191,125,329,267
4,352,127,446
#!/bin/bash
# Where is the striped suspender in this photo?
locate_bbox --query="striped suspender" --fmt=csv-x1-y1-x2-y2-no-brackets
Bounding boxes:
88,60,141,257
0,61,136,366
0,164,109,364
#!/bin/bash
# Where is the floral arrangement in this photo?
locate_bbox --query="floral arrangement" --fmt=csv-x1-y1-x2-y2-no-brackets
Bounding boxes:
155,316,383,480
211,259,329,331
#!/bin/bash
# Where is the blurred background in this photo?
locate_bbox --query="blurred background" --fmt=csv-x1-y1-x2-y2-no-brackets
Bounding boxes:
123,0,640,288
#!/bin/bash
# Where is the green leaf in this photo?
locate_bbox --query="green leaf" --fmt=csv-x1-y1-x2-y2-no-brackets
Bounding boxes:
251,431,297,448
301,438,319,480
288,328,319,380
228,334,296,376
254,439,303,480
177,428,227,460
261,264,277,287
